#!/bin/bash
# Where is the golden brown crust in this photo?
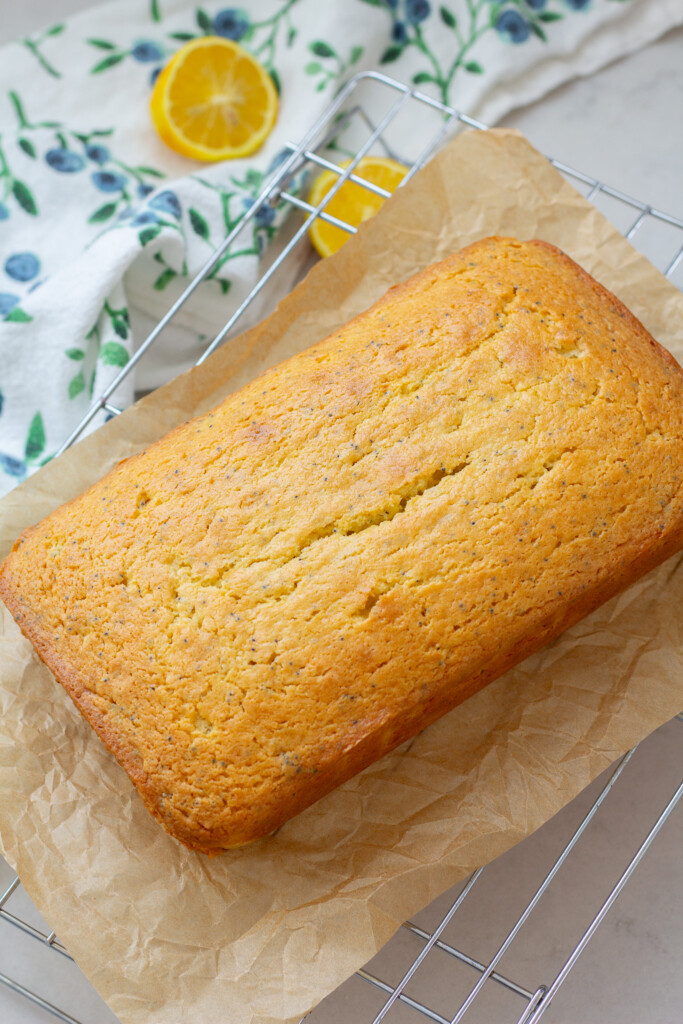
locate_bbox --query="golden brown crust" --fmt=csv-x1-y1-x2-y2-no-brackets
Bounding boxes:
3,236,683,853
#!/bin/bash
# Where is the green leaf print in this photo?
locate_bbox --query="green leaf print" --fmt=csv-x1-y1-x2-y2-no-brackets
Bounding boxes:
153,267,177,291
18,138,37,158
302,36,361,92
269,68,282,94
150,0,162,22
89,202,118,224
360,0,601,106
196,8,213,33
139,225,162,247
100,342,130,368
440,6,457,29
237,0,303,77
91,53,126,73
4,307,33,323
240,169,263,191
365,0,524,104
86,38,116,49
11,179,38,216
310,41,336,58
68,371,85,399
66,348,85,360
25,413,46,462
189,207,210,241
380,46,402,64
103,300,129,338
22,28,64,79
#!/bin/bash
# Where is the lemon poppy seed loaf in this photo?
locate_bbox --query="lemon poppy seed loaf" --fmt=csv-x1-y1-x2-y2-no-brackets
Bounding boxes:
3,237,683,853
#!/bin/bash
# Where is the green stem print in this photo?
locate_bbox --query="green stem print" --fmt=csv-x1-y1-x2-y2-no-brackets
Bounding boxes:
111,158,165,188
151,249,188,292
86,36,170,75
0,125,38,218
365,0,573,106
21,23,66,79
372,0,490,103
8,90,58,132
305,42,364,93
414,10,489,98
103,299,130,341
89,1,303,89
68,320,102,401
193,179,247,295
96,302,131,372
65,312,130,406
247,0,301,84
7,90,166,228
191,169,288,295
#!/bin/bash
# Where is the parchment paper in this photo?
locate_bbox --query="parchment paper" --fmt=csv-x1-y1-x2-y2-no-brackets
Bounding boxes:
1,129,683,1024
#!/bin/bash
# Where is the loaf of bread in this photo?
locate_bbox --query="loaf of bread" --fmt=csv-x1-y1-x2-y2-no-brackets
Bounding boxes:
3,238,683,853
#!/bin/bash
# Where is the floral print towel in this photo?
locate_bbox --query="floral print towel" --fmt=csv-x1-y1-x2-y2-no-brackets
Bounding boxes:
1,0,681,495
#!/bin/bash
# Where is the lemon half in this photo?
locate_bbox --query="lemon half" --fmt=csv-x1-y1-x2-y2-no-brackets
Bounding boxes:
307,156,408,257
150,37,278,162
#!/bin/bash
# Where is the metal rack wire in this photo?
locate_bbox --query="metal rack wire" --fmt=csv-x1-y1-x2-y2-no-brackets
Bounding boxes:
1,71,682,1024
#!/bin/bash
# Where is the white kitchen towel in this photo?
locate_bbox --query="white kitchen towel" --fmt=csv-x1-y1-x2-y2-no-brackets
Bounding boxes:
1,0,681,494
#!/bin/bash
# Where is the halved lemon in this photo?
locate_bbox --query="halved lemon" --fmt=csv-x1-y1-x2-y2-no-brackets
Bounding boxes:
307,156,408,258
150,37,278,162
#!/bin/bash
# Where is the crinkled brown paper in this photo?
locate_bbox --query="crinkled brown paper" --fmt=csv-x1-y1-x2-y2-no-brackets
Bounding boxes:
1,129,683,1024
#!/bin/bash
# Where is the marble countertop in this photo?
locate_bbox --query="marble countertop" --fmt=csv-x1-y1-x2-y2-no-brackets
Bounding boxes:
1,4,682,1024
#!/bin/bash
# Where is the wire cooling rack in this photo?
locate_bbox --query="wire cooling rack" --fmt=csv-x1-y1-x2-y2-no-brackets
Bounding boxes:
1,71,683,1024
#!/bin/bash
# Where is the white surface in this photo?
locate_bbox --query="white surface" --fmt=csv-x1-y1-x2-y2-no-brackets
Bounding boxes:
309,719,683,1024
1,5,683,1024
502,25,683,220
